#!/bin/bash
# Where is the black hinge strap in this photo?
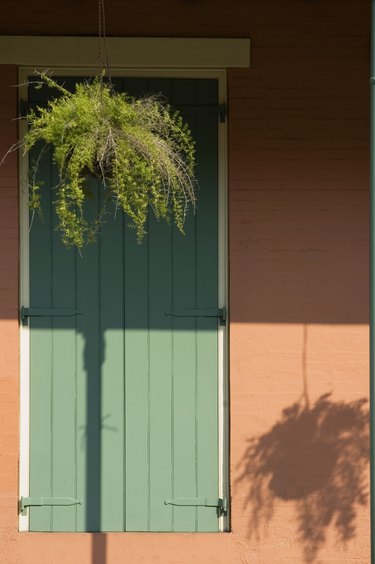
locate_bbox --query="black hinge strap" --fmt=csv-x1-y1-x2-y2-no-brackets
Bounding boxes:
177,104,227,123
19,496,81,515
165,307,226,324
21,307,83,325
164,497,227,516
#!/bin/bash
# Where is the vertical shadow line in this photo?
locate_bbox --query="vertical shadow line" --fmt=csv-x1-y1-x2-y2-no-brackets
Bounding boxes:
90,176,106,563
86,178,101,537
97,180,102,534
147,214,151,531
74,246,78,531
193,87,199,533
122,178,127,532
171,209,175,531
49,151,54,532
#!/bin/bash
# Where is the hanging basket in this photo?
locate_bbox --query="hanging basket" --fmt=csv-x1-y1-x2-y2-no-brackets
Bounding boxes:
17,72,197,248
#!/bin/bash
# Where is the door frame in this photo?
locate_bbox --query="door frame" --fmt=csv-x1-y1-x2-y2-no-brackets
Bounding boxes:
18,67,228,532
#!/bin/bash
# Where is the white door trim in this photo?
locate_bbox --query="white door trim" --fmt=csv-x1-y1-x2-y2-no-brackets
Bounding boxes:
19,70,30,532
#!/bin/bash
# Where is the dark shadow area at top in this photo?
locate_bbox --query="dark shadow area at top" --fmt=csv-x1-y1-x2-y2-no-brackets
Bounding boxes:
236,393,369,562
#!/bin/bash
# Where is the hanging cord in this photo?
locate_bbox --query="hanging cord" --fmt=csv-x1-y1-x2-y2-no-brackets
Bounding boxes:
97,0,103,74
97,0,112,85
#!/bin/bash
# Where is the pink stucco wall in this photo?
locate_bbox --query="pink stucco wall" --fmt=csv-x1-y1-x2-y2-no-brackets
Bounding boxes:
0,1,370,562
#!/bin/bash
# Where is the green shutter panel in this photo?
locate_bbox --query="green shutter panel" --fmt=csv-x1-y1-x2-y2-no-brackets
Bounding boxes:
26,76,222,532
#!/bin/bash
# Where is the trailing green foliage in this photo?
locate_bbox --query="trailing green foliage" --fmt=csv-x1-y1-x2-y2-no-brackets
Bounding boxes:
19,73,197,248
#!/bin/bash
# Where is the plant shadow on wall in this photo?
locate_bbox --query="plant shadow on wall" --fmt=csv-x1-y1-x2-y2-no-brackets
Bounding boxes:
236,393,369,563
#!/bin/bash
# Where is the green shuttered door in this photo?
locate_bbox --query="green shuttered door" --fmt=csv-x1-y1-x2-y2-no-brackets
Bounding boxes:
27,77,220,532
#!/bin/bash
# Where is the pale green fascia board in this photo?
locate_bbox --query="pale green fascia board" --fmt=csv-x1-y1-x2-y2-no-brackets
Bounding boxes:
0,36,250,68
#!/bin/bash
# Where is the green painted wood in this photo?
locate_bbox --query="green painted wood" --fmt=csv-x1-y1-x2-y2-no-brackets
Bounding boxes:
28,76,220,532
171,79,199,532
123,80,150,531
146,78,174,532
195,79,219,532
100,191,125,531
123,222,150,531
50,160,77,532
76,176,101,532
29,141,53,532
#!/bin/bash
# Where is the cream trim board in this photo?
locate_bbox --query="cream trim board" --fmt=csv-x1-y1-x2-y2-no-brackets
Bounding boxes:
18,70,30,532
217,70,229,533
19,67,227,80
18,67,229,532
1,36,250,68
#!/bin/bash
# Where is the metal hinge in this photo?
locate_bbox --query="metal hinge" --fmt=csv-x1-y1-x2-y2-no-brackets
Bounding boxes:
165,307,226,325
218,104,227,123
20,307,83,325
19,496,81,515
177,104,227,123
164,497,228,517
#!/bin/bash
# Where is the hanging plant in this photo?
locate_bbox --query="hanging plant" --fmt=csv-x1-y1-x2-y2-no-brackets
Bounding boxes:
9,71,196,248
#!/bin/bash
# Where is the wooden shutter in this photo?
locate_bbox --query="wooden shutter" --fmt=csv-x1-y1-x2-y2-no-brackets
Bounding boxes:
26,76,221,532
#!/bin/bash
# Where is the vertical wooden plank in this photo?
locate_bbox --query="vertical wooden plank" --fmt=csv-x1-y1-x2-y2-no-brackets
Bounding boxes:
29,142,53,531
124,226,150,531
99,76,125,531
76,177,101,532
50,160,77,532
100,195,125,531
148,215,173,531
171,79,198,532
195,80,220,532
148,78,174,532
124,77,151,531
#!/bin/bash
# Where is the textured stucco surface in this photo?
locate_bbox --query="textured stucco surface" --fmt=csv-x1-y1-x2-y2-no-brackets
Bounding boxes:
0,0,370,562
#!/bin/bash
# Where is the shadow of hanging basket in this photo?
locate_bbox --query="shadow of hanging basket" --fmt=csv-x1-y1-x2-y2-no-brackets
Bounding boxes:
236,393,369,563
